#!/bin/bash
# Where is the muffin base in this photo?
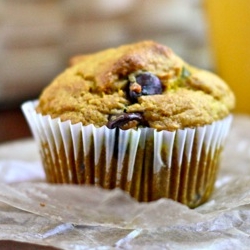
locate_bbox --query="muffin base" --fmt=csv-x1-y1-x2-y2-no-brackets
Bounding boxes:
22,100,232,208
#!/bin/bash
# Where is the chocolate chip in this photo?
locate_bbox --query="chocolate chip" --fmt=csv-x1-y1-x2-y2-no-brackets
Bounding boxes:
128,72,162,102
107,113,144,129
80,163,85,173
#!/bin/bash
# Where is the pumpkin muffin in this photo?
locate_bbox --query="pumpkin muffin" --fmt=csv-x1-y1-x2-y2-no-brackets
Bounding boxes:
22,40,235,207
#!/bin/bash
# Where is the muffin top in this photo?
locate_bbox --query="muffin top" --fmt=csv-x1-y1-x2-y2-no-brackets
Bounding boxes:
36,40,235,131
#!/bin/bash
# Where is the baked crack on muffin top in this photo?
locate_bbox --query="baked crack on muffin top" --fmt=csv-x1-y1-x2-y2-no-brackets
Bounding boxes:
36,40,235,131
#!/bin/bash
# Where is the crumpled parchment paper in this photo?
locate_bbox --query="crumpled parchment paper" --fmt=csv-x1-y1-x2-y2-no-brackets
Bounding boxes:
0,115,250,250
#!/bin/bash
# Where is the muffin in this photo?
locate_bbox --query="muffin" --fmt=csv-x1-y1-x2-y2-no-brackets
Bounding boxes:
22,40,235,207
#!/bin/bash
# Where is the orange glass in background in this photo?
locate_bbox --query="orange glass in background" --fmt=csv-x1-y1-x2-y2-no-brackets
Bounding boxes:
204,0,250,114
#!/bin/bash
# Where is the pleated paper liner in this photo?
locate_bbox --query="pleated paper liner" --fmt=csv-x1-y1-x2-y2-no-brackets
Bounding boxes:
22,100,232,208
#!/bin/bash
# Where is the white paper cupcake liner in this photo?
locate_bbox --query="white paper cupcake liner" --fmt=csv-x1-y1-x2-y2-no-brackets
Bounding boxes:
22,100,232,207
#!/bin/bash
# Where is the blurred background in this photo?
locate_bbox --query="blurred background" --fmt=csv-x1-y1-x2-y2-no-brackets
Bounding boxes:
0,0,249,143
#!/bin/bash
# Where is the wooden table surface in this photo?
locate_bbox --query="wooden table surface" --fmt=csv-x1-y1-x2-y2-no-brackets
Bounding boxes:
0,107,31,143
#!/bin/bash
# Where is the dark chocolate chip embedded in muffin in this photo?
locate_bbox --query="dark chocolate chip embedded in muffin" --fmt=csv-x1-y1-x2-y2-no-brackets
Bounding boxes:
128,72,163,103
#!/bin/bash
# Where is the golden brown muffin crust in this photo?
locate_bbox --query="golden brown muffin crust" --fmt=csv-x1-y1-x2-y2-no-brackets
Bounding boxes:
36,40,235,131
